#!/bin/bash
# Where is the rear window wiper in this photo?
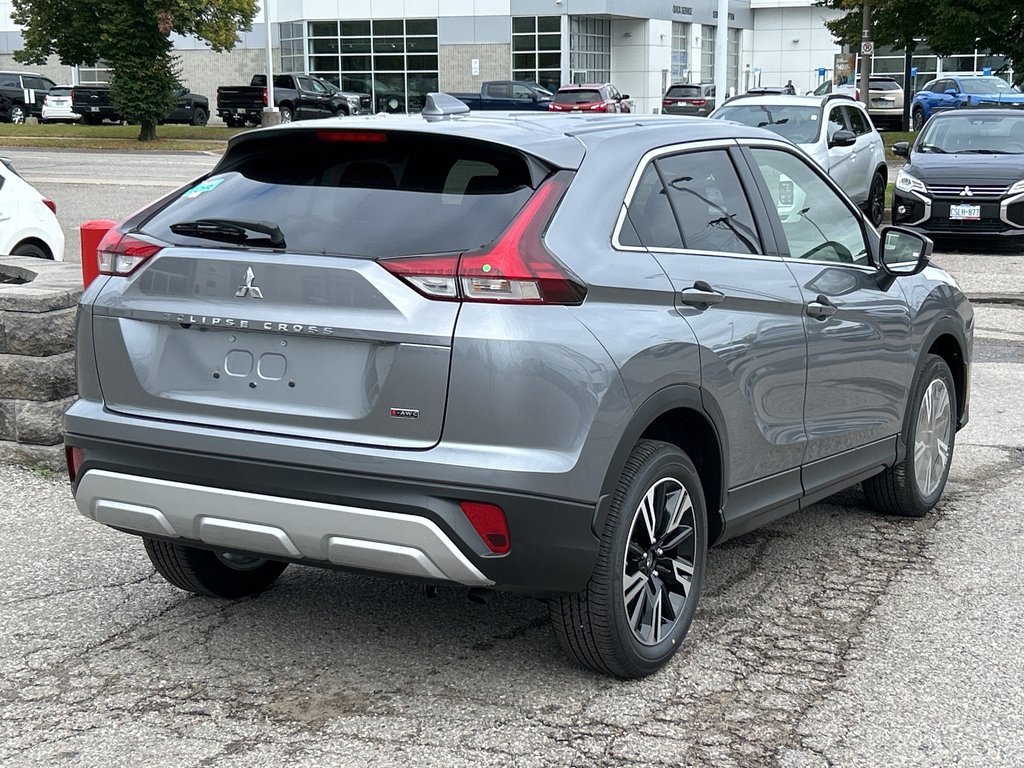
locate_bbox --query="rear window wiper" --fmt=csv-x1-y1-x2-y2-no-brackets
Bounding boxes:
169,218,286,248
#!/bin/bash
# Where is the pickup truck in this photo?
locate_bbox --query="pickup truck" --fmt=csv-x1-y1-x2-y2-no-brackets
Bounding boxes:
216,74,371,127
72,86,210,126
446,81,553,111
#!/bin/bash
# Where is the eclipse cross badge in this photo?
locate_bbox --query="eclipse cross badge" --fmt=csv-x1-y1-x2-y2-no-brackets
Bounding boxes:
961,186,974,197
235,266,264,299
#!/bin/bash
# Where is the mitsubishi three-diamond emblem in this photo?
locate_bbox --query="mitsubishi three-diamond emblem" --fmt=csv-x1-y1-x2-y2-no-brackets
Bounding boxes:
961,186,973,197
235,266,264,299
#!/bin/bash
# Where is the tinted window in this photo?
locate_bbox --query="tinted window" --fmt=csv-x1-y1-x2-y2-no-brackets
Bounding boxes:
960,76,1014,95
626,150,760,255
24,77,52,90
554,89,602,104
142,132,537,258
666,85,701,98
0,76,19,88
512,84,534,99
712,104,822,144
750,148,868,265
844,106,872,136
488,82,511,97
48,87,72,97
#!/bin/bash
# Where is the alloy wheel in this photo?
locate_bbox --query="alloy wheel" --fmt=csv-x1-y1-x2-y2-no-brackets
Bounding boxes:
913,377,952,497
622,477,698,646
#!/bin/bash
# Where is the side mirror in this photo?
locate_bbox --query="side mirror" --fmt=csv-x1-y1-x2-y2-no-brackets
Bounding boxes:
878,226,932,277
944,88,958,96
891,141,910,157
829,129,856,147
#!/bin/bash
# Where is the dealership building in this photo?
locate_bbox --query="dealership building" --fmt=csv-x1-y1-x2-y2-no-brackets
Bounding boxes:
0,0,1012,116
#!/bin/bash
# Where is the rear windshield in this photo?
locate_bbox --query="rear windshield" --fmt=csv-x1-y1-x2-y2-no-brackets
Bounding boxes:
554,89,603,104
48,87,72,97
666,85,702,98
713,104,823,144
141,131,540,258
869,79,901,91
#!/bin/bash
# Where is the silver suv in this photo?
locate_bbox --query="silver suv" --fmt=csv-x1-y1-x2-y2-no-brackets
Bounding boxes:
67,106,972,678
711,94,889,226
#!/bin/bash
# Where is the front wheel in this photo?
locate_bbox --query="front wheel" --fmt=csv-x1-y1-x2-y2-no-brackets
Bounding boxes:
190,107,208,127
9,103,26,124
867,172,886,227
863,355,956,517
550,440,707,678
143,538,288,598
912,109,925,132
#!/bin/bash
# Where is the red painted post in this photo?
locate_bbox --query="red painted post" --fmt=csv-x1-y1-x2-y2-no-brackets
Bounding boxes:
80,219,116,289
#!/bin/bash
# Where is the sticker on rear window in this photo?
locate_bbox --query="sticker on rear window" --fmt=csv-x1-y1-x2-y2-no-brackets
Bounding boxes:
184,178,224,198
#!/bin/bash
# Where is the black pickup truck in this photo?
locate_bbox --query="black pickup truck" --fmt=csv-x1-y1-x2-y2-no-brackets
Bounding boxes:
72,86,210,125
446,81,553,111
217,74,371,127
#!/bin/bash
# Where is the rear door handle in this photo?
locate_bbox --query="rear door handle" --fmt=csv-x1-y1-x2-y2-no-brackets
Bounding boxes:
678,281,725,308
806,294,838,320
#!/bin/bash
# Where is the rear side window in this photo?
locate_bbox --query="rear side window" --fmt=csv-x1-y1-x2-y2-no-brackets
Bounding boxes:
622,149,761,255
141,131,539,258
555,89,602,104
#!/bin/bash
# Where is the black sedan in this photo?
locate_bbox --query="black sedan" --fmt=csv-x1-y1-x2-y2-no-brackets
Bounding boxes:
891,109,1024,240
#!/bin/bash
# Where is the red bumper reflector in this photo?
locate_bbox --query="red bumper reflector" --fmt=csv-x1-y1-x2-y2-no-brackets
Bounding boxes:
65,446,84,482
460,502,511,554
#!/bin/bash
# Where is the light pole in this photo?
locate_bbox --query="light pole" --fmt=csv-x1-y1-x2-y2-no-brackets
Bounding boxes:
714,0,729,103
262,0,280,126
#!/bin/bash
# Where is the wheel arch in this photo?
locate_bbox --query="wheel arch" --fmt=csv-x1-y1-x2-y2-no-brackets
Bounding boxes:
11,236,53,259
598,386,728,546
924,328,968,425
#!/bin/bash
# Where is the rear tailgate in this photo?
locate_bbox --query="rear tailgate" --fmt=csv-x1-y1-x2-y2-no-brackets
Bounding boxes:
217,86,263,111
90,127,549,449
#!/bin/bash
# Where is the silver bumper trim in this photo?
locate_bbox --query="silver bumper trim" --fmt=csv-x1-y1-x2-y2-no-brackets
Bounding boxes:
75,470,493,586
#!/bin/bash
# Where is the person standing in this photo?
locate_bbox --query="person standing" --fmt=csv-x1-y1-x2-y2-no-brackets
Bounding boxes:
784,79,796,95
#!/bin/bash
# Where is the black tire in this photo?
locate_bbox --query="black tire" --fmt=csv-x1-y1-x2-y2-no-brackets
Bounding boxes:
335,106,349,117
912,108,925,132
279,105,294,123
867,171,886,227
863,355,956,517
9,103,25,124
550,439,707,678
190,107,208,127
82,114,101,126
11,242,49,259
143,538,288,598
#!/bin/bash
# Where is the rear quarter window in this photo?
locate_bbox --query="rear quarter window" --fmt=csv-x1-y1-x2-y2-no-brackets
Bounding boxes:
140,131,541,258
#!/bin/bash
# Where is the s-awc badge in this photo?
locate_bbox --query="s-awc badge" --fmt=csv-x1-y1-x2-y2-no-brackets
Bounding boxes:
389,408,420,419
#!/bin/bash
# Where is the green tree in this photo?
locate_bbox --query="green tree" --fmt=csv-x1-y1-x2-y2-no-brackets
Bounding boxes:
818,0,1023,85
11,0,260,140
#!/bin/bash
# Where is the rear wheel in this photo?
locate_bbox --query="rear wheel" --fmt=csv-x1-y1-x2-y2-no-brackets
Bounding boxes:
9,103,26,124
143,538,288,598
11,242,49,259
279,105,294,123
912,108,925,132
863,355,956,517
867,171,886,227
550,440,707,678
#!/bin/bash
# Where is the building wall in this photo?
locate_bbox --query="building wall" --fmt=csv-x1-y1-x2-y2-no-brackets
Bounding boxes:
439,43,510,91
750,3,847,93
0,54,70,85
610,18,671,115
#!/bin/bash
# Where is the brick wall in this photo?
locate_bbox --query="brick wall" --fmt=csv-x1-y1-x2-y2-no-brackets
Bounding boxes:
0,257,81,470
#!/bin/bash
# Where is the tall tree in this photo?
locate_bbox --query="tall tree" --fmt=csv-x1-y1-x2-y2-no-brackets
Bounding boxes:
819,0,1023,85
11,0,260,140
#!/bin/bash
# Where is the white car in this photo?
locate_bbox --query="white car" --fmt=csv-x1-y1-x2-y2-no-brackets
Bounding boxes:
710,94,888,226
40,86,81,123
0,158,64,260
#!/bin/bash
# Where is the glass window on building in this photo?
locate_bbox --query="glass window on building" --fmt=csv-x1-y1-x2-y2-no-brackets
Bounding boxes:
512,16,562,93
302,18,438,113
671,22,690,83
700,26,715,84
728,28,740,93
281,22,305,74
77,64,112,85
569,16,611,84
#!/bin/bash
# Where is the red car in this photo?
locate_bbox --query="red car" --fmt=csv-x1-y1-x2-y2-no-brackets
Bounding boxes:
549,83,632,113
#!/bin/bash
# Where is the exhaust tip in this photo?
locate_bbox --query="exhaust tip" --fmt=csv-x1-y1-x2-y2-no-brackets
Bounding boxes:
467,587,493,605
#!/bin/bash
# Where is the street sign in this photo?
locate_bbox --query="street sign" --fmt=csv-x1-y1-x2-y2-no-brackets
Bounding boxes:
983,66,992,76
861,41,874,56
911,67,918,77
818,67,826,77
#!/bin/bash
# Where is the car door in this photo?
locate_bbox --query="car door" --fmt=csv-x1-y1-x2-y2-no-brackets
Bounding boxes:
618,144,809,520
840,105,873,205
741,143,914,497
307,77,334,117
931,78,960,114
824,104,857,189
24,76,54,115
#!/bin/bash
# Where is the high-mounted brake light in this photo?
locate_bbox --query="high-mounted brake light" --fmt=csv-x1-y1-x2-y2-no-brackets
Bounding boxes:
96,226,163,276
316,130,388,143
379,172,586,305
42,198,56,214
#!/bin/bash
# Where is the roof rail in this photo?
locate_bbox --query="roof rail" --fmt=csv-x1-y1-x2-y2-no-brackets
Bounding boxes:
824,93,857,104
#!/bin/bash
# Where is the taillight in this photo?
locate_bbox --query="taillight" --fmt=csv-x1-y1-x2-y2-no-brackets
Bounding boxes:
65,446,85,483
96,227,163,276
663,98,677,106
460,502,510,554
42,198,56,214
262,87,268,107
379,172,586,305
690,99,706,107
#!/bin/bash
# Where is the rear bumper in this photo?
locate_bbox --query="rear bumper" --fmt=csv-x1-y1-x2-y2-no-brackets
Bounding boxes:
66,433,602,594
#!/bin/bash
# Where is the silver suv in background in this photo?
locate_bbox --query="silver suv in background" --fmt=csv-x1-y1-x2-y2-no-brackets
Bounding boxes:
813,76,906,130
67,106,971,678
662,83,716,116
711,93,889,225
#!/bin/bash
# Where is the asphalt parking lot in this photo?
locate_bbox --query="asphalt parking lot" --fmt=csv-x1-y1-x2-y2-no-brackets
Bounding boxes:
1,148,1023,767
